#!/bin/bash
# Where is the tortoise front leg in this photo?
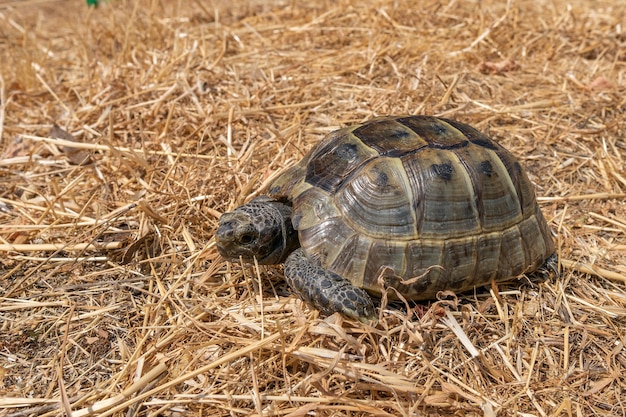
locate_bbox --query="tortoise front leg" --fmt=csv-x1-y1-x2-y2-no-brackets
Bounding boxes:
284,248,376,322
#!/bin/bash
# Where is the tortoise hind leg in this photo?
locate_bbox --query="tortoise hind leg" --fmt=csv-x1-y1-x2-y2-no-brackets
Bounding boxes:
284,248,376,322
538,253,559,278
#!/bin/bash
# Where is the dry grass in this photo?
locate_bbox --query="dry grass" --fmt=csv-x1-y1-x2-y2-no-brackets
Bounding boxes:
0,0,625,416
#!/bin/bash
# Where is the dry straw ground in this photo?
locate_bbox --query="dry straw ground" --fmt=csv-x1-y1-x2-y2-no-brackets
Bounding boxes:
0,0,624,416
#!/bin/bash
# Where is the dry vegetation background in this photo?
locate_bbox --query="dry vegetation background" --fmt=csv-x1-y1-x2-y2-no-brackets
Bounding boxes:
0,0,625,416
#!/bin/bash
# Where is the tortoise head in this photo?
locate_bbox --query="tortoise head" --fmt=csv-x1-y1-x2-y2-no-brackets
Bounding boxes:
216,197,299,265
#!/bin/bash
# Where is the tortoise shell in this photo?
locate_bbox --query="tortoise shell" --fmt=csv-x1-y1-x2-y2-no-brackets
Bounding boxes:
267,116,555,300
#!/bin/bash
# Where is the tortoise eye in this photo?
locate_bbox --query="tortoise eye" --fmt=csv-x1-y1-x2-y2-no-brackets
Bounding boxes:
239,234,254,244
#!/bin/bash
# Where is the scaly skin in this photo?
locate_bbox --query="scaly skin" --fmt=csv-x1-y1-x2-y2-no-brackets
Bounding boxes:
216,197,298,265
284,248,376,322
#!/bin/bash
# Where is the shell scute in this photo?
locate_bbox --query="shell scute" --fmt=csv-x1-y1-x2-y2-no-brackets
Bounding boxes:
304,129,378,194
518,213,551,267
335,157,417,238
497,225,526,277
396,116,470,149
444,119,500,150
352,118,430,157
297,215,353,266
363,240,407,288
454,144,524,232
327,234,371,289
402,148,481,237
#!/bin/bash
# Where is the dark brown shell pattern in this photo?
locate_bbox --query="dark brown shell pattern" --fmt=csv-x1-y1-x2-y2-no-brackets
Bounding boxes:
268,116,555,300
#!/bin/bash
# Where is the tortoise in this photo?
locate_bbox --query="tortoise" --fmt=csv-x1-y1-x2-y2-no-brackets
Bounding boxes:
215,116,555,321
